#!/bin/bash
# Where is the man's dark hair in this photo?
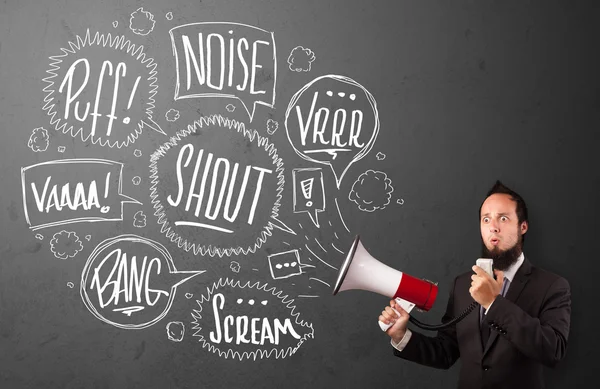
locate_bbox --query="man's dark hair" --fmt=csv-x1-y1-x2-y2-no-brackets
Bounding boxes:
479,180,529,243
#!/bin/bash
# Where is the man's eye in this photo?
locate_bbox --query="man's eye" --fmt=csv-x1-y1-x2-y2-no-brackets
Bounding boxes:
482,218,489,223
501,216,508,221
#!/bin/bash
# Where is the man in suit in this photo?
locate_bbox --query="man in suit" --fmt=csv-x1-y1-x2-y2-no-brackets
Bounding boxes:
379,180,571,389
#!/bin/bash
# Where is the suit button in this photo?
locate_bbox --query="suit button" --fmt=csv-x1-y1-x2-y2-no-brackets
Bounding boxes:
483,366,490,371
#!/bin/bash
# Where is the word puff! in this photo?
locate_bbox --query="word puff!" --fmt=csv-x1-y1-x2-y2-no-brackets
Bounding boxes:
43,30,163,149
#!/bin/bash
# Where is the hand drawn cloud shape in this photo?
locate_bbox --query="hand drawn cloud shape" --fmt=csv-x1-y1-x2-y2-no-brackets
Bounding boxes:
348,170,394,212
42,29,165,148
28,127,50,152
287,46,316,72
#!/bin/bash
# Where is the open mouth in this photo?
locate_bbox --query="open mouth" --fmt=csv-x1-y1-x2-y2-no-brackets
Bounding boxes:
490,238,500,245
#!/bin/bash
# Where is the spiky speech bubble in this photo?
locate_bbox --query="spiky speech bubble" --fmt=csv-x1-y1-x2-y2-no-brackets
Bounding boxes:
42,29,164,148
191,278,314,360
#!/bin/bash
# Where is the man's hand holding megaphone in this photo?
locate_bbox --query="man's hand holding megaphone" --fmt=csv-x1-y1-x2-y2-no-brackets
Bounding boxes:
380,266,507,343
380,300,411,343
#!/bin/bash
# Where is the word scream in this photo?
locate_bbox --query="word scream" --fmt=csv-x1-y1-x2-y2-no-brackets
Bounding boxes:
167,144,272,232
209,293,301,345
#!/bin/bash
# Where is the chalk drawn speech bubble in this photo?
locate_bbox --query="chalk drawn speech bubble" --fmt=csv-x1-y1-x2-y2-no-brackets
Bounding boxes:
285,75,380,188
80,234,204,329
190,278,314,360
169,22,276,122
21,159,140,230
292,168,325,228
149,114,295,258
42,29,165,148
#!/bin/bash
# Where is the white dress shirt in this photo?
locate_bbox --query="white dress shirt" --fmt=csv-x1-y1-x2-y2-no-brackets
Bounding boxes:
391,253,525,351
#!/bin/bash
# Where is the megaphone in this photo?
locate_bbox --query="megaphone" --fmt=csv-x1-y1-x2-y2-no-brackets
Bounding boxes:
333,235,477,331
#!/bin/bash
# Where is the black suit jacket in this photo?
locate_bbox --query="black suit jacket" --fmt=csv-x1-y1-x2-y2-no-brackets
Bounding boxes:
393,257,571,389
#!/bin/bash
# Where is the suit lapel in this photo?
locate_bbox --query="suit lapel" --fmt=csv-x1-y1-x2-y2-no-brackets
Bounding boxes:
482,257,532,357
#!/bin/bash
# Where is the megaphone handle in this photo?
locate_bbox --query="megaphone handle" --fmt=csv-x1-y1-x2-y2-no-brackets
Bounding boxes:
378,298,416,332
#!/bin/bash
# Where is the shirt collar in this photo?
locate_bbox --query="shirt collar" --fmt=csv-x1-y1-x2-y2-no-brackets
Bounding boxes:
502,252,524,282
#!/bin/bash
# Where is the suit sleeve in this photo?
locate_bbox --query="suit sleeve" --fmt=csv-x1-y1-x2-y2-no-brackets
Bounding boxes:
392,276,460,370
484,276,571,367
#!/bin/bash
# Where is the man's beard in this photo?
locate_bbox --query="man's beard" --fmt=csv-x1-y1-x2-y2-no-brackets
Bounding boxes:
481,235,523,271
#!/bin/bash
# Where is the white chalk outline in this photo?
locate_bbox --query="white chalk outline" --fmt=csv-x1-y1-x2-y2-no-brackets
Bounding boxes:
266,118,279,135
50,230,84,259
309,277,330,287
165,108,181,122
129,7,156,36
80,234,205,330
334,197,351,233
348,169,394,212
28,127,50,152
133,210,147,228
331,243,344,254
267,249,302,280
304,244,337,270
42,29,164,149
21,158,141,231
149,114,296,258
292,168,325,228
285,74,380,188
287,46,316,72
166,321,185,342
169,22,277,122
314,238,327,253
190,278,314,360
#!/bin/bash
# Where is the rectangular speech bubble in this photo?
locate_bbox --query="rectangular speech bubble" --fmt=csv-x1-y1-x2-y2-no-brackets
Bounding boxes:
21,158,141,230
292,168,325,228
169,22,276,121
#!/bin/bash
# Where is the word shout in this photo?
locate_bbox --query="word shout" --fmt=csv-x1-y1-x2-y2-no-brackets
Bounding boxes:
167,143,272,232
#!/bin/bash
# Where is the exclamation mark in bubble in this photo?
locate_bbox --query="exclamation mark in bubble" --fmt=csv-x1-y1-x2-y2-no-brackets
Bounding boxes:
300,178,314,207
100,172,111,214
122,76,141,125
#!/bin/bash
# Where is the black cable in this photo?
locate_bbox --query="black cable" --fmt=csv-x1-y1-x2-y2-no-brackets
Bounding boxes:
407,301,479,331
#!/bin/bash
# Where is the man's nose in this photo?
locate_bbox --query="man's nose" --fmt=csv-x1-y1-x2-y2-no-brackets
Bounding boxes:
490,221,500,233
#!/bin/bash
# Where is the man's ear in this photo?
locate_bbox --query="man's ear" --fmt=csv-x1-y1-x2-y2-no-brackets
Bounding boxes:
520,221,529,235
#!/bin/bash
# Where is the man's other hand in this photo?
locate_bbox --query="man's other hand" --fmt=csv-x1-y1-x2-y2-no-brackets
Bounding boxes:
379,299,411,343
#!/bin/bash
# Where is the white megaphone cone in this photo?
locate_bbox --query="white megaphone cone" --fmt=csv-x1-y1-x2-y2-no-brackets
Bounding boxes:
333,235,438,331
